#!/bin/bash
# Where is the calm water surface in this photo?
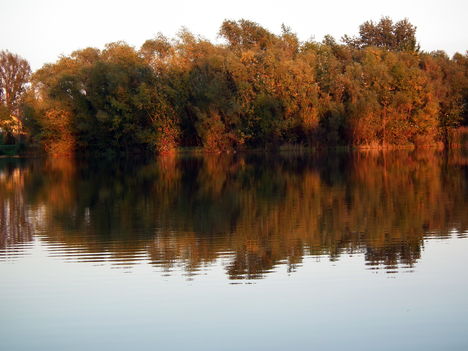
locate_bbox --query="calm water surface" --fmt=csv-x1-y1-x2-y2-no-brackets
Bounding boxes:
1,151,467,350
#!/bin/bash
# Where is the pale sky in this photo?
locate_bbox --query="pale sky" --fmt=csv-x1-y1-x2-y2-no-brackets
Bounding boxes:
1,0,467,71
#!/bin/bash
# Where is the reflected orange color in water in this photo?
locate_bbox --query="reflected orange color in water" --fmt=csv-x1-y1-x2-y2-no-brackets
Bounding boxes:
0,150,467,279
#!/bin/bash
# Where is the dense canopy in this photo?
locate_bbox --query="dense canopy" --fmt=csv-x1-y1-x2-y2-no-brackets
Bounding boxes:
1,18,467,154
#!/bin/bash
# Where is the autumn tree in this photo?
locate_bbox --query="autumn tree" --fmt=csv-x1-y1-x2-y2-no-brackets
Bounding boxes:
21,18,468,154
419,51,468,145
0,50,31,143
342,17,419,52
31,43,170,155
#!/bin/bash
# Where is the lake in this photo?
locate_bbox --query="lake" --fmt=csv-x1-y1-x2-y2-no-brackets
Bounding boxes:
1,150,467,350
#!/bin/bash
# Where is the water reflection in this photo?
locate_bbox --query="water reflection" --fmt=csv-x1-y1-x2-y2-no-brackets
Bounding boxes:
0,150,467,279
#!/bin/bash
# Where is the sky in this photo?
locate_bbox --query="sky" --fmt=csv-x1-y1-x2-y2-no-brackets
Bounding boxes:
1,0,467,71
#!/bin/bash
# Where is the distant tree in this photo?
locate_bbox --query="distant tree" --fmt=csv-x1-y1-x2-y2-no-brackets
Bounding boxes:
0,50,31,113
342,17,419,52
0,50,31,142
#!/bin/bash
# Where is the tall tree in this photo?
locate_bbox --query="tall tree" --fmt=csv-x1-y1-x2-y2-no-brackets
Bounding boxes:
0,51,31,143
0,50,31,115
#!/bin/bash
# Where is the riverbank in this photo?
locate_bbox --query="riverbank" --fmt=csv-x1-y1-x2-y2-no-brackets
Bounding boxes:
1,127,466,158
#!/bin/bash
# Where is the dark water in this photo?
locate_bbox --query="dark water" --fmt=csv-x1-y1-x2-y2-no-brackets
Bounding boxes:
1,150,467,350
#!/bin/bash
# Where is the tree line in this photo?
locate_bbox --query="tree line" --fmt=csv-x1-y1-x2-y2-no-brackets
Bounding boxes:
1,17,467,155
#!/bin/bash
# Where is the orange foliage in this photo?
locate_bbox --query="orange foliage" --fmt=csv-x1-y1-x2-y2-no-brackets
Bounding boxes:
40,108,75,156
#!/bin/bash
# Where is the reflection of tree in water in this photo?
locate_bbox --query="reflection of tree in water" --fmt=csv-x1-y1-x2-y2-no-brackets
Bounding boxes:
0,160,34,250
0,150,467,279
